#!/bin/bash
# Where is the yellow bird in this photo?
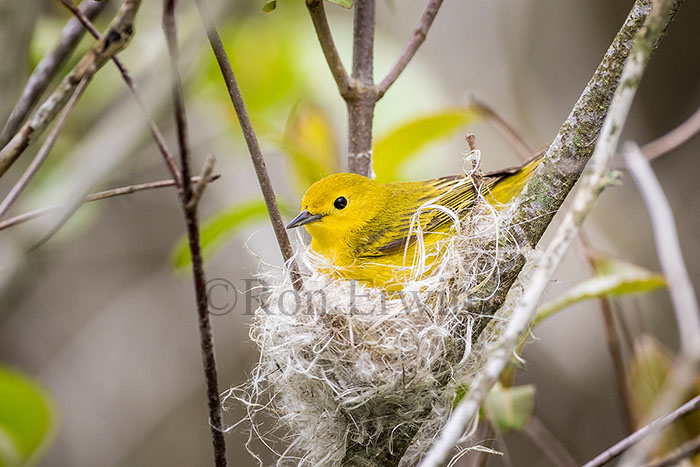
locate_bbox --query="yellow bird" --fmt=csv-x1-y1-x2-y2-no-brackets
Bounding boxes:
287,153,543,290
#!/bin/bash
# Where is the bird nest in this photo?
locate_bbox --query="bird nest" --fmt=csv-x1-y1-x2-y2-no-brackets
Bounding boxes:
228,152,531,466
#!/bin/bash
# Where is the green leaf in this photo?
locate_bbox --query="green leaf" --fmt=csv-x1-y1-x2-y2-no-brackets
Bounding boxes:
372,108,481,182
171,200,288,269
326,0,353,7
534,254,666,326
262,0,276,12
0,366,55,466
484,383,536,433
278,103,340,190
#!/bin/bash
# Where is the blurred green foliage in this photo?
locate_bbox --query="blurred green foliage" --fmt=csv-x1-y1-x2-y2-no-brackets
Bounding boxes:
0,366,55,467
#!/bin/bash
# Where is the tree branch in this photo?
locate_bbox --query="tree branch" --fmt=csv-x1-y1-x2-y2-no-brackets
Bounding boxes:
420,1,682,464
163,1,227,465
377,0,444,99
305,0,353,98
466,0,683,341
644,434,700,467
0,175,218,232
0,0,140,178
0,77,90,219
346,0,377,177
59,0,182,188
192,0,303,291
0,0,107,148
623,142,700,357
581,394,700,467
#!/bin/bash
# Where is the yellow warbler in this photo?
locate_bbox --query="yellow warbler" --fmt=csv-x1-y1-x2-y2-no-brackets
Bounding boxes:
287,153,543,289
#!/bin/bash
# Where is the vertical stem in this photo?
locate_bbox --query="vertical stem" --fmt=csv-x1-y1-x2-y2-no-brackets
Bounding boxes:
347,0,377,177
163,2,227,465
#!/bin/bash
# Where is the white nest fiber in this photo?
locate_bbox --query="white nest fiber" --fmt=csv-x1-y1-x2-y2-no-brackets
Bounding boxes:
228,151,531,466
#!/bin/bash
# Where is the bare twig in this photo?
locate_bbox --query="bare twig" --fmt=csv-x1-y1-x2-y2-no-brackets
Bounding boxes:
581,394,700,467
0,77,90,219
0,0,107,148
643,434,700,467
624,142,700,357
193,0,302,291
420,2,678,464
471,97,534,161
305,0,353,98
0,176,218,232
188,154,216,210
0,0,141,178
163,1,227,466
641,102,700,160
377,0,444,98
522,416,578,467
59,0,182,188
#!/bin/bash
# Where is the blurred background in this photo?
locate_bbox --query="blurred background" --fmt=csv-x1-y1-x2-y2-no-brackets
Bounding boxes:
0,0,699,465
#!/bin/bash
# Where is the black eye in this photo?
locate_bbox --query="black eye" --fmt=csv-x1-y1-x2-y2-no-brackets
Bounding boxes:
334,196,347,210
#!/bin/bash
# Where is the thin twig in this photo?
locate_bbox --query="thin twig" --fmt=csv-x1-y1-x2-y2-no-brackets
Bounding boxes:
305,0,353,98
581,394,700,467
641,102,700,160
522,416,578,467
377,0,444,98
188,154,216,210
643,434,700,467
0,176,218,232
0,0,107,148
163,1,227,466
58,0,182,189
471,97,534,161
193,0,303,291
0,0,141,178
623,142,700,357
419,2,677,464
0,77,90,219
578,232,636,432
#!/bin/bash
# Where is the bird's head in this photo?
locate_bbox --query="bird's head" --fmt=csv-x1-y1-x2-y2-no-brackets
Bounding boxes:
287,173,387,255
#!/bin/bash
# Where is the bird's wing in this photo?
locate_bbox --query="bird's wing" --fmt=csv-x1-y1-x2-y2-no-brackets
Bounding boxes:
356,175,487,258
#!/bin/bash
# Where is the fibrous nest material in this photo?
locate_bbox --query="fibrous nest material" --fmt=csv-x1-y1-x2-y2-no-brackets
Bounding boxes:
228,151,531,466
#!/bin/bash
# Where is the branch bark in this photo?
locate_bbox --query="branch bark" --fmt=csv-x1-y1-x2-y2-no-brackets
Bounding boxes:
466,0,682,341
0,0,140,178
193,0,303,291
419,1,683,464
0,0,107,148
163,1,227,465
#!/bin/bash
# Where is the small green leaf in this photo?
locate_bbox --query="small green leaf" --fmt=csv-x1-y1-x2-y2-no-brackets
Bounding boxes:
326,0,353,7
373,108,481,182
534,254,666,326
171,200,288,269
453,383,470,408
0,366,55,466
262,0,276,12
484,383,536,433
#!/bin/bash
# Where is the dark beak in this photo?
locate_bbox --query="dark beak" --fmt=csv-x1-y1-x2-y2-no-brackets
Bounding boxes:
286,209,323,229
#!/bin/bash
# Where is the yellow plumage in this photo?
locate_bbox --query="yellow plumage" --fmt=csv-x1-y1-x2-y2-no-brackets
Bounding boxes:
287,153,542,289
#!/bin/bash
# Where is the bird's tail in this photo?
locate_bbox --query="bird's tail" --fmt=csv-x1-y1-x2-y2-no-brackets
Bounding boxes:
484,148,545,206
